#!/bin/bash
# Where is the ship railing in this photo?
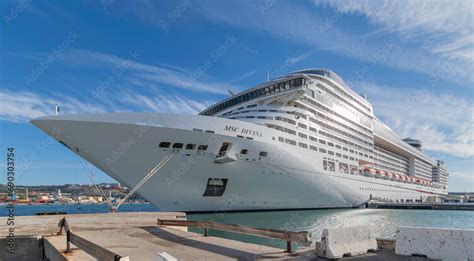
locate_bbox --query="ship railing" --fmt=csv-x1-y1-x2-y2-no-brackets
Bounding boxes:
157,218,312,253
57,217,129,260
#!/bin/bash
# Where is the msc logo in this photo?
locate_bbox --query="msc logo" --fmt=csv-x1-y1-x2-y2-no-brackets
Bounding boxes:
224,125,239,132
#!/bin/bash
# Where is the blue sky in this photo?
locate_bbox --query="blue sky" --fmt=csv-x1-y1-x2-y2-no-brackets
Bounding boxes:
0,0,472,191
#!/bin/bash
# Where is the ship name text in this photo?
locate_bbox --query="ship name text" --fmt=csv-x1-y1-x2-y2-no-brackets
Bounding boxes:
224,125,263,137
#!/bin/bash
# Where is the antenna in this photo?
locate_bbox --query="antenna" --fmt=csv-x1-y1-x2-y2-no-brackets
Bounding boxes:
55,104,61,115
267,70,270,81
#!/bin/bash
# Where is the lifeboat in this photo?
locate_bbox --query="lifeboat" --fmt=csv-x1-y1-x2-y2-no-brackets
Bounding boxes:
392,174,400,181
416,179,422,185
363,166,376,177
400,175,407,182
384,172,393,180
375,170,385,179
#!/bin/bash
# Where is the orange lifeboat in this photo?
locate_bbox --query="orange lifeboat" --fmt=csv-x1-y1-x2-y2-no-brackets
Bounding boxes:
384,172,393,180
392,174,400,181
400,175,407,182
375,170,385,178
363,166,376,177
416,179,422,185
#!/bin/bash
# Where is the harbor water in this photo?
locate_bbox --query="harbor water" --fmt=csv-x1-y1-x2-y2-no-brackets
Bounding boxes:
2,204,473,249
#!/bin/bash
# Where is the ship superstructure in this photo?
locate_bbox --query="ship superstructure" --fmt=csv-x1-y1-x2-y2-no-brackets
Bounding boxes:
32,68,448,212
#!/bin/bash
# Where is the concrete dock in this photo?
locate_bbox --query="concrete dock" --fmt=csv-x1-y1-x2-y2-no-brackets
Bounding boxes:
0,212,432,260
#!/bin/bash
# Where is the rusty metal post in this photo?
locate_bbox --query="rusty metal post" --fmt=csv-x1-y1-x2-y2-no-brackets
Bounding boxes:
66,230,71,253
286,241,292,253
204,228,208,237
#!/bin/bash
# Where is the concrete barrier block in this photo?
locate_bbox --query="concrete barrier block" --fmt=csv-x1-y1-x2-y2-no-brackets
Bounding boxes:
395,226,474,260
156,252,177,261
317,226,378,259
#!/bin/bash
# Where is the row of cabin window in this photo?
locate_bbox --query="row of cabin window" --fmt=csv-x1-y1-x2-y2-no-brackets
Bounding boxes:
278,136,359,162
271,122,365,159
270,106,373,154
296,99,372,136
159,142,208,151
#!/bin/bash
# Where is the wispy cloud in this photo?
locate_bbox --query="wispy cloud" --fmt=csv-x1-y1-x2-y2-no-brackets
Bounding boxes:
0,88,212,123
317,0,474,63
356,82,474,157
60,49,238,95
0,90,106,123
120,90,210,114
188,0,472,84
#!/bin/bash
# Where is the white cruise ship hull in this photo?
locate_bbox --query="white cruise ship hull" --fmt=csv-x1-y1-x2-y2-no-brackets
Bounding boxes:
32,113,445,212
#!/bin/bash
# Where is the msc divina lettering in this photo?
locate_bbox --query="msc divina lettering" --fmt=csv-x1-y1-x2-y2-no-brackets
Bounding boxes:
32,69,449,212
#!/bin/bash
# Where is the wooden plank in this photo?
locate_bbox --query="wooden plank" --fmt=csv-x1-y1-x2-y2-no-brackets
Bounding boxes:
157,219,312,246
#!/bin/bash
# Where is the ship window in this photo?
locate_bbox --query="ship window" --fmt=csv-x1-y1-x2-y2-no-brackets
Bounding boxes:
310,145,318,151
309,136,317,142
328,142,334,147
343,147,348,151
319,148,326,153
298,123,307,129
285,139,296,145
298,133,307,139
336,153,341,157
240,149,248,155
343,155,348,159
237,135,244,138
185,144,196,150
237,107,244,110
159,142,171,148
349,149,354,153
246,137,253,140
259,151,268,157
278,137,284,142
247,104,257,108
284,128,296,135
298,142,308,148
328,151,334,156
193,128,203,132
205,130,215,133
323,160,335,171
172,143,183,149
335,145,341,149
198,145,208,151
349,157,354,160
339,163,348,173
319,139,326,145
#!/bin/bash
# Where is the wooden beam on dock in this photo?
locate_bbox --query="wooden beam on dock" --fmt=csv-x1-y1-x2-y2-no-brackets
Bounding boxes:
157,218,312,248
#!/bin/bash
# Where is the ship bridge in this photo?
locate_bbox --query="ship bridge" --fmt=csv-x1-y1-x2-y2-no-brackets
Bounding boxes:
199,75,309,117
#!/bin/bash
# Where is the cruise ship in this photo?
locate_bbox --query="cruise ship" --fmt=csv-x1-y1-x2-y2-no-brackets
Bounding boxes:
32,69,449,212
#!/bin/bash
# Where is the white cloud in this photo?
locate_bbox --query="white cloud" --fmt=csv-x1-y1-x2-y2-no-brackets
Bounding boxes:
0,89,212,123
120,90,210,114
192,1,472,84
60,49,238,95
356,82,474,157
316,0,474,64
0,90,107,123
